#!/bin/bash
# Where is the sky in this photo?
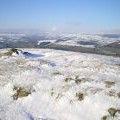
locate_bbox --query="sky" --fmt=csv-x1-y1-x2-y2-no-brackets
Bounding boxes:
0,0,120,33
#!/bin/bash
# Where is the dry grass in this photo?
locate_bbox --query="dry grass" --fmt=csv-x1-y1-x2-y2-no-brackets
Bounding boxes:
76,91,85,101
13,86,31,100
104,80,115,88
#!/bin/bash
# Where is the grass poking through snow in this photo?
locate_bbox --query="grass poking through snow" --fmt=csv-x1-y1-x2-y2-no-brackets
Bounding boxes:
13,86,31,100
76,91,85,101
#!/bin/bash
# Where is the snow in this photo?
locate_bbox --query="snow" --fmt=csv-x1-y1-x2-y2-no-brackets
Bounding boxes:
36,34,120,48
0,33,120,48
0,49,120,120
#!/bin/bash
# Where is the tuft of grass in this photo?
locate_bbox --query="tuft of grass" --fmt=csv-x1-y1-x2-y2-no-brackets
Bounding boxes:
101,115,108,120
53,71,61,75
50,91,54,96
4,51,13,56
117,92,120,98
50,88,54,96
11,48,19,54
108,107,117,117
104,81,115,88
65,77,72,82
101,107,118,120
75,75,82,84
107,90,116,97
4,48,19,56
13,86,31,100
76,92,84,101
68,76,92,85
55,93,63,100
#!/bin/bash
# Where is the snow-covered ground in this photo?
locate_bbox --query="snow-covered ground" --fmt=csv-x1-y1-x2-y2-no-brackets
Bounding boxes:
0,49,120,120
1,33,120,48
37,34,120,47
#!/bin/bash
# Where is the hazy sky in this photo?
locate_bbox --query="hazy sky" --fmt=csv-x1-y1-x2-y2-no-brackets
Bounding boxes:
0,0,120,33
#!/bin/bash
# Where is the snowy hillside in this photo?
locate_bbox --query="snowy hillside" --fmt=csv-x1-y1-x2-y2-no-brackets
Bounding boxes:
37,34,120,48
0,33,120,48
0,49,120,120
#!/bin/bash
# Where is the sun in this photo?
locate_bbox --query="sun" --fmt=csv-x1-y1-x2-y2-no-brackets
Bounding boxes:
52,26,57,31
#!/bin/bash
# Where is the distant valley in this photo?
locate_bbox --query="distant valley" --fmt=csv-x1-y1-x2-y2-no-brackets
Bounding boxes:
0,33,120,57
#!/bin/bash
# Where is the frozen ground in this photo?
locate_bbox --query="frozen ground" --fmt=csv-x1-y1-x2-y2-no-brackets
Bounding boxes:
37,34,120,48
0,49,120,120
1,33,120,48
